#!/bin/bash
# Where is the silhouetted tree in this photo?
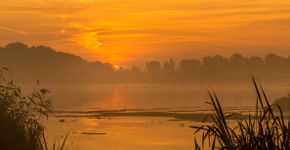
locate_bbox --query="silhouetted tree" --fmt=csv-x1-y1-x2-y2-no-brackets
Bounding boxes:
163,58,175,73
2,42,290,83
228,53,249,76
247,56,264,73
265,53,286,72
180,59,200,75
202,55,228,74
131,66,141,73
146,61,161,74
5,42,29,50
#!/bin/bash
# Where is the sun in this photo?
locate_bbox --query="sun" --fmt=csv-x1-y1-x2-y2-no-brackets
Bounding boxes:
113,64,121,71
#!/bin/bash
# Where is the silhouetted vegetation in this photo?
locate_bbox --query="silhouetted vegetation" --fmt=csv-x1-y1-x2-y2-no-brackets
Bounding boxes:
0,68,68,150
2,43,290,84
0,68,51,149
192,78,290,149
273,96,290,112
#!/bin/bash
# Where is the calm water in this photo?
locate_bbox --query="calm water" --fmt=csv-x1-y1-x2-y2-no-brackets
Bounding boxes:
49,83,290,109
45,116,197,150
44,83,290,149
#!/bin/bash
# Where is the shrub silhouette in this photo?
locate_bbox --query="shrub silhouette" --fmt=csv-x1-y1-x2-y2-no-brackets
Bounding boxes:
192,77,290,149
0,68,51,150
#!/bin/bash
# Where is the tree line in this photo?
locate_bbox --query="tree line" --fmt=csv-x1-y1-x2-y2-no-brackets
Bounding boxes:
137,53,290,83
1,42,290,84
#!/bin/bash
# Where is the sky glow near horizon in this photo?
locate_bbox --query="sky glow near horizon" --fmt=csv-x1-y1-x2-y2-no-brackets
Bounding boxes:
1,0,290,66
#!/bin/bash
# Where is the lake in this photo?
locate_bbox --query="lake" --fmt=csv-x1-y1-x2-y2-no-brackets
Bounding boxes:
43,83,289,149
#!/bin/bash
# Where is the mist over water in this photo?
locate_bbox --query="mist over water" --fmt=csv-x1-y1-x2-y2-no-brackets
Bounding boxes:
1,43,289,110
34,83,289,110
2,0,290,148
43,82,289,150
2,42,290,149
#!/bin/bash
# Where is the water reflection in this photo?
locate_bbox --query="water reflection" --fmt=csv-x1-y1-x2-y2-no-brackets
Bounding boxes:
45,117,195,150
44,83,290,149
50,83,289,110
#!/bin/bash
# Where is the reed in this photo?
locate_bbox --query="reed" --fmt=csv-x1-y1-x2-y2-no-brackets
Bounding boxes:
0,68,67,150
192,77,290,149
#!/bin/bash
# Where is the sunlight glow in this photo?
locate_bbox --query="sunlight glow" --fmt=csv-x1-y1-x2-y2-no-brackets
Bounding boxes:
112,64,121,70
2,0,290,64
77,32,103,50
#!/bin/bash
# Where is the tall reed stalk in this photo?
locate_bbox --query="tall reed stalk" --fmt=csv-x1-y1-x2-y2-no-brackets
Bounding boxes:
192,77,290,150
0,68,68,150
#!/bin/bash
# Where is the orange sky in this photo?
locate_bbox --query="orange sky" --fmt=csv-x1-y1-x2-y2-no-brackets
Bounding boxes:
1,0,290,66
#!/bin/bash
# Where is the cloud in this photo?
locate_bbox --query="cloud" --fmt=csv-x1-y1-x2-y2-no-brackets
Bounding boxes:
0,26,29,35
2,0,290,63
248,17,290,27
97,29,206,36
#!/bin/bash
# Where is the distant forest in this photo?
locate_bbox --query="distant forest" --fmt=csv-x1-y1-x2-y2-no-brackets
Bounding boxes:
1,42,290,84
